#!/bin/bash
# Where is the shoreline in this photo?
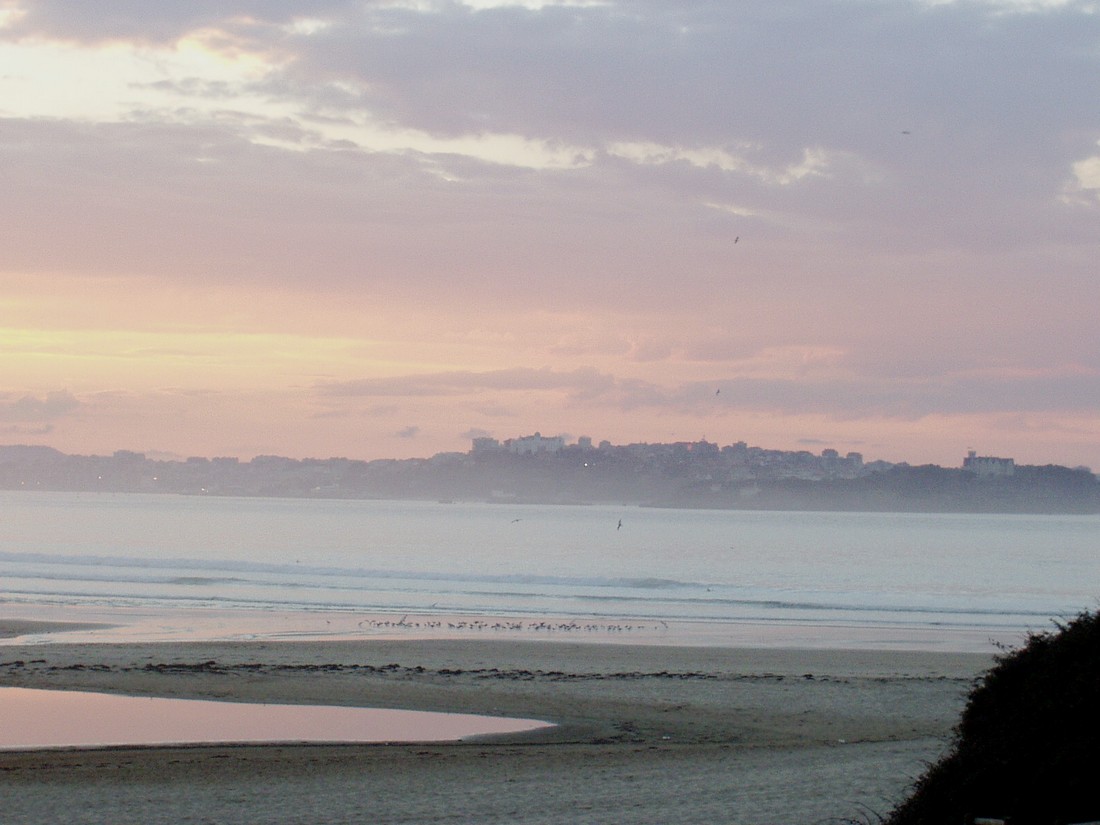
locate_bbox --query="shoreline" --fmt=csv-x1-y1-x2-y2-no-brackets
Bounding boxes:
0,627,994,823
0,602,1030,653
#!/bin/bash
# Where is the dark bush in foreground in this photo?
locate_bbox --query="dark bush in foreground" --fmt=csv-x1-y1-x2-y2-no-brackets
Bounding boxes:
886,611,1100,825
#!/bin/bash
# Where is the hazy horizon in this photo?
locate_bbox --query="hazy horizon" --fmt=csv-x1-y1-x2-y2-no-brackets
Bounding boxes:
4,434,1090,477
2,1,1098,468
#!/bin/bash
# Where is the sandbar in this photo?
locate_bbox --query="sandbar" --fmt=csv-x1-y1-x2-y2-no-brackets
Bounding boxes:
0,629,993,824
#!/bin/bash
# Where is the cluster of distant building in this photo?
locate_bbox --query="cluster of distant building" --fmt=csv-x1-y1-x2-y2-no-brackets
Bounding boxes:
473,432,568,455
5,439,1098,513
474,433,1021,479
472,431,871,481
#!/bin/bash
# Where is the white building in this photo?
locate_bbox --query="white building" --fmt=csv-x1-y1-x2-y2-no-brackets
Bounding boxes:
963,450,1015,477
504,432,565,455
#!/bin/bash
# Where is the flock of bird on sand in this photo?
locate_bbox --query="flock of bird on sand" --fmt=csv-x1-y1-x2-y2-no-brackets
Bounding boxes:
356,616,666,634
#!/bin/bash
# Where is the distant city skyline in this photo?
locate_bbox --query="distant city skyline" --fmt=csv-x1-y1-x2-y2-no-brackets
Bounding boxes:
6,438,1096,515
2,432,1068,475
2,2,1098,470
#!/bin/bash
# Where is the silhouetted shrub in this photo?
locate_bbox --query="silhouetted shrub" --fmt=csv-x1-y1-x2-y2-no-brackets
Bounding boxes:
886,611,1100,825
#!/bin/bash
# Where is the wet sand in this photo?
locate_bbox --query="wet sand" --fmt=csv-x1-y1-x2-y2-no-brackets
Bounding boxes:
0,626,992,824
0,619,111,639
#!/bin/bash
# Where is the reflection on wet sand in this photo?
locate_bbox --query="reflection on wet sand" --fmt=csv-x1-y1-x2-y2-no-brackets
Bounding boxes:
0,687,550,750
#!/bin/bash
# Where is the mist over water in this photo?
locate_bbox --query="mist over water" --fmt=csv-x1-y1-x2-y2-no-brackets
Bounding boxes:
2,492,1098,648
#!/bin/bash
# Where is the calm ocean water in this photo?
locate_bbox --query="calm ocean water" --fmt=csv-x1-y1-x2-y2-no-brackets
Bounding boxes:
2,491,1098,650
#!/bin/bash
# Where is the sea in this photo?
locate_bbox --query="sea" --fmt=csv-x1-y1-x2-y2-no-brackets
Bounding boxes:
3,490,1098,652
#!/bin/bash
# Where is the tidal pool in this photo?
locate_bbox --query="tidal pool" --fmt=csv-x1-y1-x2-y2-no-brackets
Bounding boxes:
0,687,551,749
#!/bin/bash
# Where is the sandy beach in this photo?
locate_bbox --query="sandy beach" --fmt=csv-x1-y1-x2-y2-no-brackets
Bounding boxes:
0,618,994,825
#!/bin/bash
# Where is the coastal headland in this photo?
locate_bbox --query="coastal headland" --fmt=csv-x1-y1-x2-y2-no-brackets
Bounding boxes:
0,623,994,824
3,441,1096,513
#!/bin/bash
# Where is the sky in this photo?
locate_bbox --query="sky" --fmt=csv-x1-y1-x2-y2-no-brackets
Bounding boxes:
1,0,1098,468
